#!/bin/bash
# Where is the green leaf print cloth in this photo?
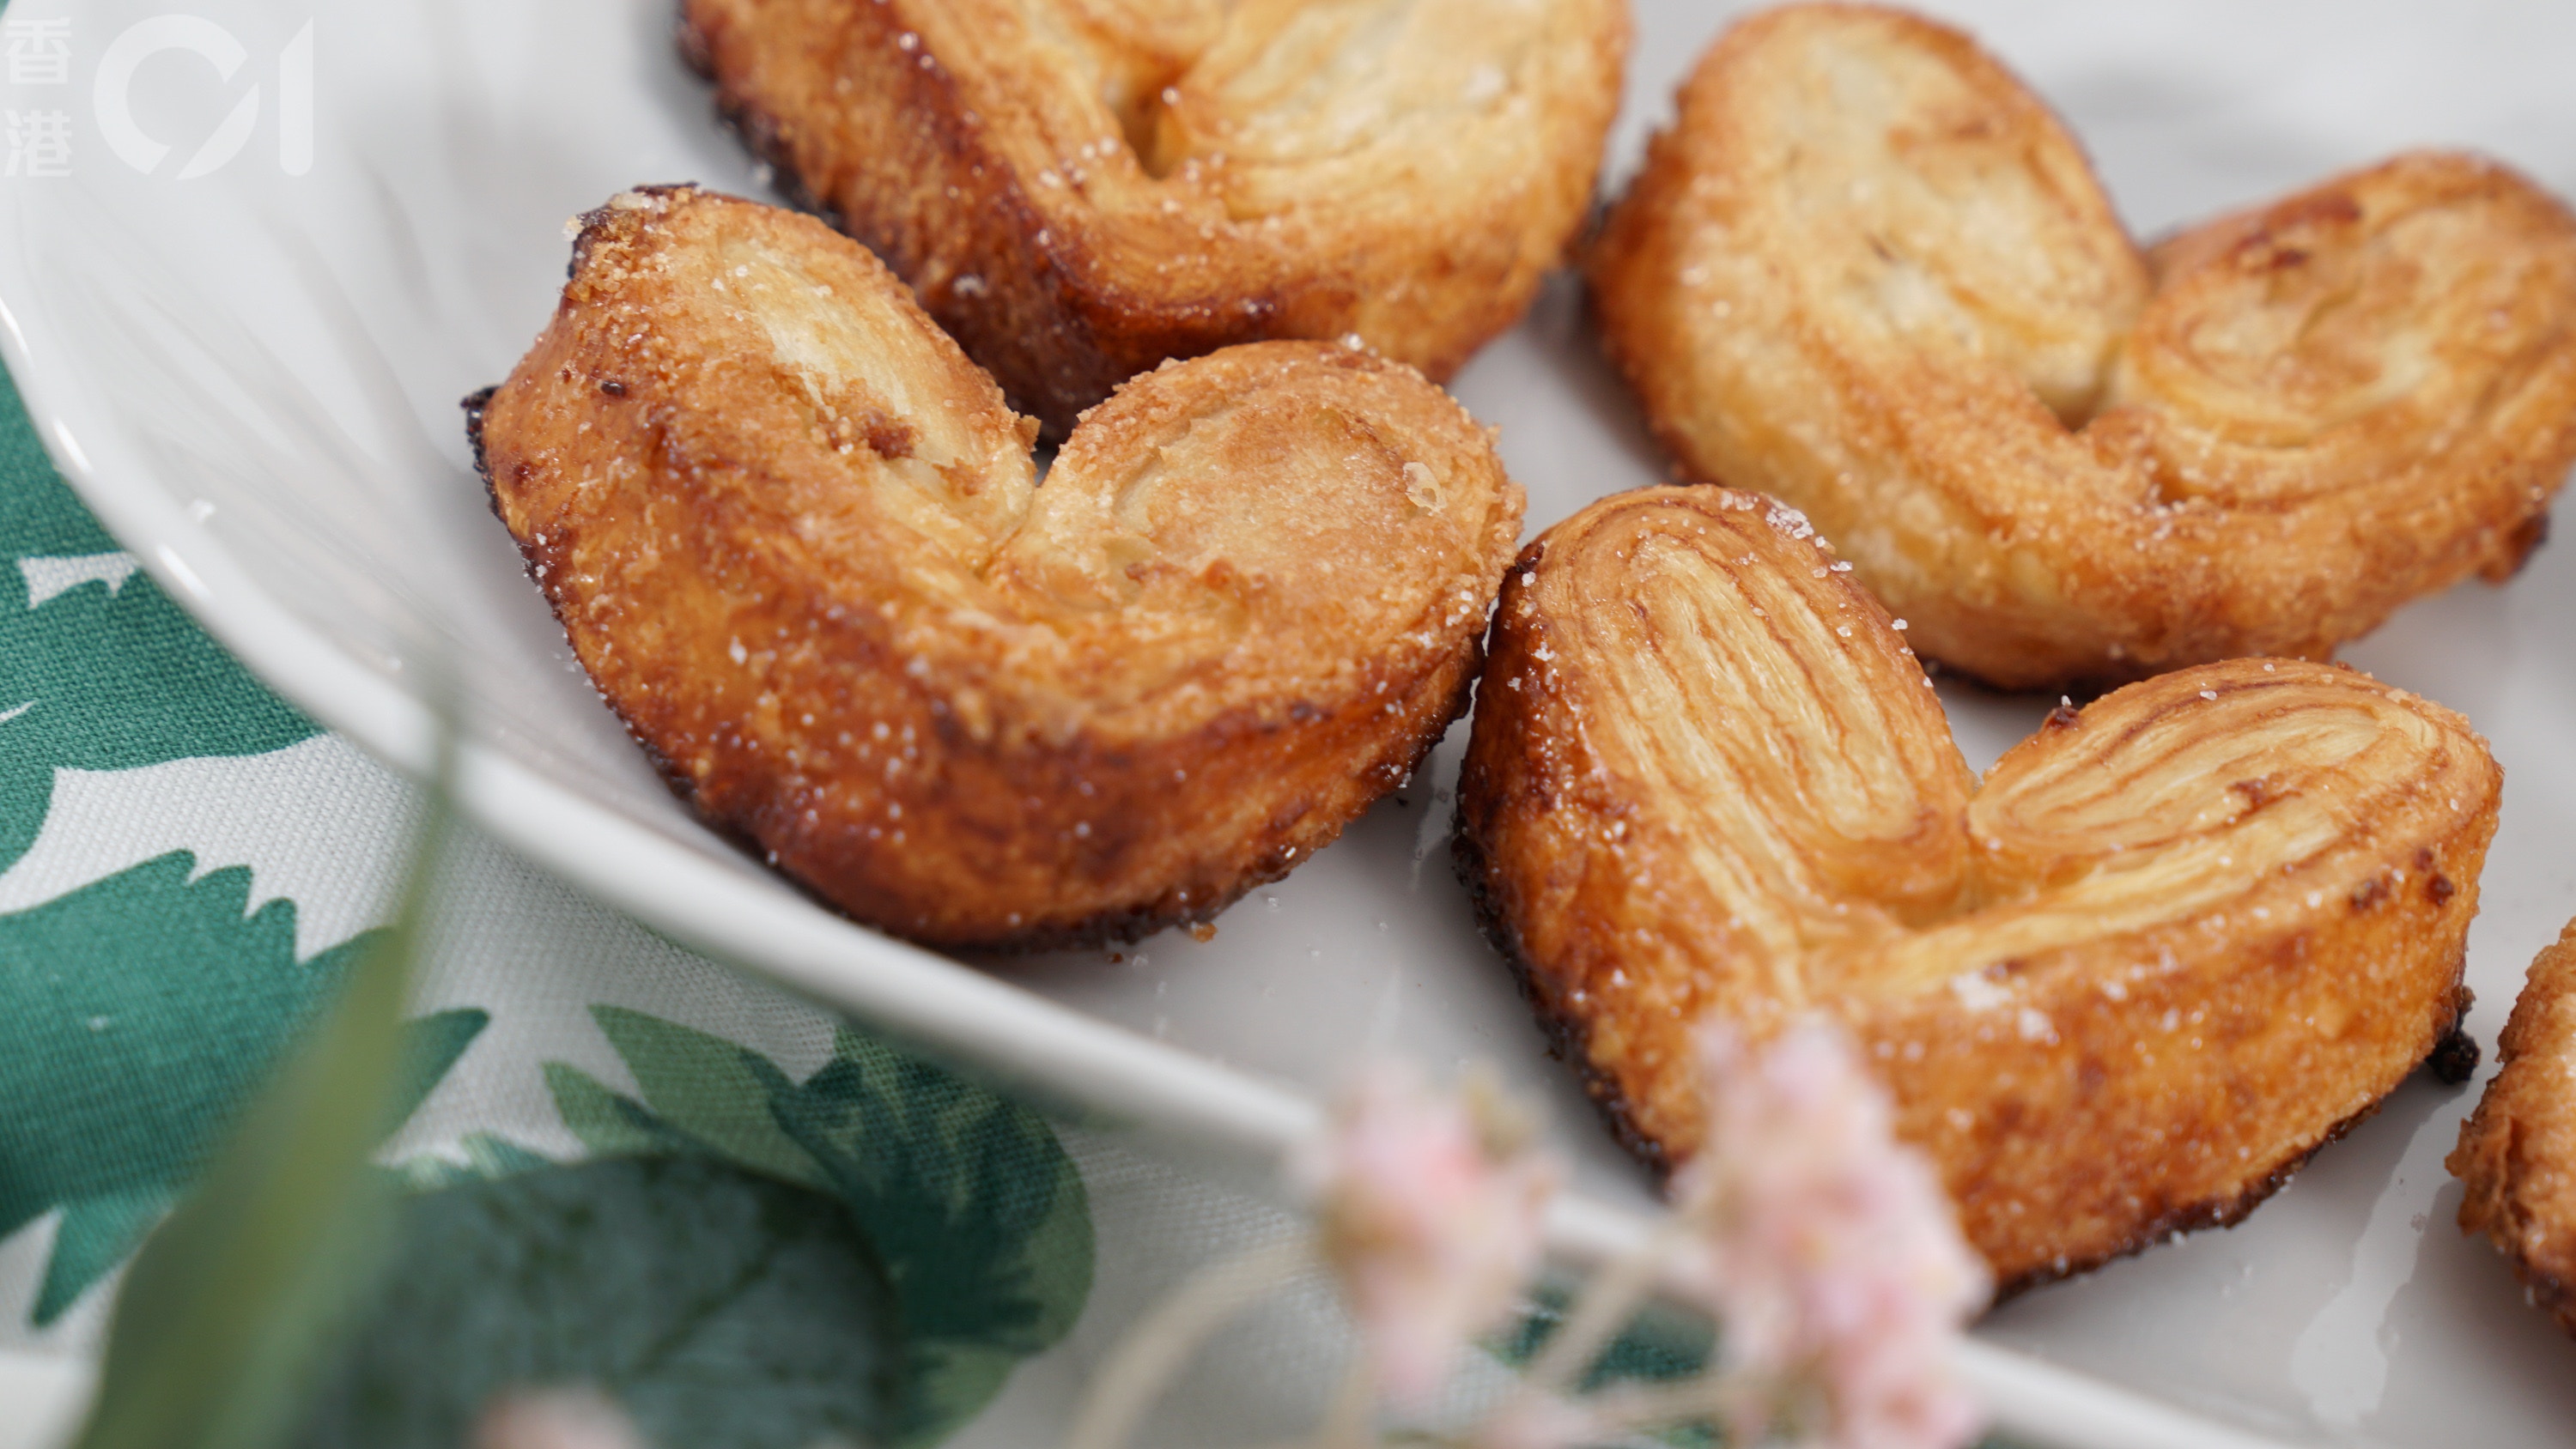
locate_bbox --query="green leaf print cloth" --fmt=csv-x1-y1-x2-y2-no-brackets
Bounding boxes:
0,354,1343,1448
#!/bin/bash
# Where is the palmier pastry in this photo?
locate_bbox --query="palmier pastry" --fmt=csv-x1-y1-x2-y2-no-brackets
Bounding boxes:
1589,3,2576,692
680,0,1627,435
472,187,1522,949
2451,919,2576,1337
1455,486,2498,1291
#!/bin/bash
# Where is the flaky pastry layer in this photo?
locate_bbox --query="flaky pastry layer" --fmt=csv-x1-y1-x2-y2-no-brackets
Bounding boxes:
682,0,1628,435
2451,919,2576,1338
1456,485,2497,1293
1590,3,2576,691
474,187,1522,949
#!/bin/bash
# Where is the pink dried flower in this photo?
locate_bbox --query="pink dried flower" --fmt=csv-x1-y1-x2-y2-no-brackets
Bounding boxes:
1293,1060,1560,1407
471,1389,646,1449
1672,1017,1989,1449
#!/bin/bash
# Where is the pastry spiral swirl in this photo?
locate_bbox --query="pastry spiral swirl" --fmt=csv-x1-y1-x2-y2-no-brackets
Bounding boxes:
474,188,1523,949
683,0,1628,435
1590,3,2576,690
1457,485,2498,1290
2451,919,2576,1338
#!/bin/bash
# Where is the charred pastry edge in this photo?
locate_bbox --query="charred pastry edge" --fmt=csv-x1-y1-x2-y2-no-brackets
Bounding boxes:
2510,1263,2576,1340
1448,530,1680,1179
2475,1159,2576,1338
677,13,854,236
1450,789,1675,1175
2487,509,2553,582
2429,1012,2482,1085
562,183,719,276
461,199,1492,953
463,378,750,862
674,7,715,83
947,652,1483,953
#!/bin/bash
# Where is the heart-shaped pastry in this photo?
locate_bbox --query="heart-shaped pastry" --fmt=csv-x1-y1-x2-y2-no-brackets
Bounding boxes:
1589,3,2576,691
473,187,1523,949
2451,918,2576,1337
681,0,1628,434
1456,485,2497,1290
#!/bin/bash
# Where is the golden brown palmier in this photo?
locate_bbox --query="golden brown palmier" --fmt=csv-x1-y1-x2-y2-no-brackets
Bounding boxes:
1456,485,2498,1292
1589,3,2576,692
680,0,1627,436
473,187,1522,949
2451,919,2576,1338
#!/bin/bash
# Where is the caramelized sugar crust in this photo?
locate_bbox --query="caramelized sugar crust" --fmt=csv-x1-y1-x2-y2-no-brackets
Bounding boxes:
1456,486,2498,1293
1590,3,2576,691
681,0,1629,436
476,187,1523,949
2451,919,2576,1337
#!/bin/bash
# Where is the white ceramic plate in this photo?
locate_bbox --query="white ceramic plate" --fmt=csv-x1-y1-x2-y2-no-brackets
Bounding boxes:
5,1,2574,1444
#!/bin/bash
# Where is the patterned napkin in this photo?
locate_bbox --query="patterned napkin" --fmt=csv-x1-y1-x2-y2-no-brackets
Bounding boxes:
0,362,1358,1448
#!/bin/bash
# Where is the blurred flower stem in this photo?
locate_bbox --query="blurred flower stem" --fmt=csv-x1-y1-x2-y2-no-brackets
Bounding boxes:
69,784,453,1449
1062,1238,1314,1449
1511,1213,1692,1397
